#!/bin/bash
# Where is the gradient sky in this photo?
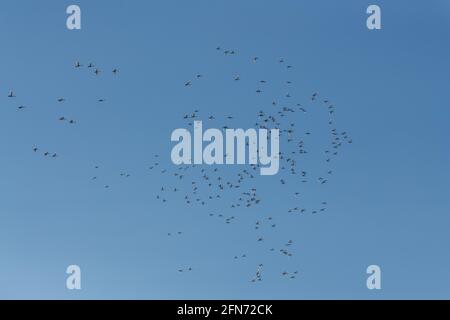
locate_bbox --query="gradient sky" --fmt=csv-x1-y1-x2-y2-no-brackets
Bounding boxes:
0,0,449,299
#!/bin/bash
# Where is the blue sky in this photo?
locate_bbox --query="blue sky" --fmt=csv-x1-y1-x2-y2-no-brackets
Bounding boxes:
0,0,449,299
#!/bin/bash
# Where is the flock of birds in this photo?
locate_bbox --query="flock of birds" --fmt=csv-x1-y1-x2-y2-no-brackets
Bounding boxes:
6,47,352,285
9,61,116,160
151,47,353,282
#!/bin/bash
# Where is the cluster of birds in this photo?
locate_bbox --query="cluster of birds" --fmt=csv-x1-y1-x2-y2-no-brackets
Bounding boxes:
74,61,119,76
7,90,27,111
252,264,264,282
55,62,114,125
90,165,132,189
8,61,117,165
9,60,115,103
148,47,353,282
6,47,352,285
282,270,299,280
32,146,58,159
178,267,193,273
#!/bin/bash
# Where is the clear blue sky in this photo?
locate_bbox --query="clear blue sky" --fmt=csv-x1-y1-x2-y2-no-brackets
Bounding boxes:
0,0,449,299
